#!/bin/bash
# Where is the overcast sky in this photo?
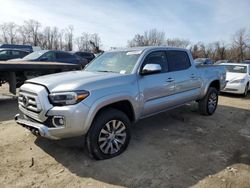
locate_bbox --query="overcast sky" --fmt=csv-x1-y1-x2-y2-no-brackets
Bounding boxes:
0,0,249,49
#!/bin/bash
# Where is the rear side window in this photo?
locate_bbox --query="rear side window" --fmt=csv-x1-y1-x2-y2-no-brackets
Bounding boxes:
42,51,56,61
166,51,191,72
142,51,168,73
56,52,73,59
76,52,94,58
12,51,21,56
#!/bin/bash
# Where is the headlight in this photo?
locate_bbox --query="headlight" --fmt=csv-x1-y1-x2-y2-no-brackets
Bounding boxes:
230,79,245,84
49,91,89,106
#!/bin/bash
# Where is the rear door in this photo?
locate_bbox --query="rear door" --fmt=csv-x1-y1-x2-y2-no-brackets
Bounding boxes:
166,50,201,105
138,51,175,116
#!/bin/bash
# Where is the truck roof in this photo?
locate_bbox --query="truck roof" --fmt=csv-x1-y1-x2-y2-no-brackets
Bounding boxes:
109,46,189,53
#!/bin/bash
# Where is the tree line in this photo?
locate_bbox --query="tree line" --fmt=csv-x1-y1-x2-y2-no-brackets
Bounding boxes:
0,20,102,53
1,20,249,61
128,28,250,62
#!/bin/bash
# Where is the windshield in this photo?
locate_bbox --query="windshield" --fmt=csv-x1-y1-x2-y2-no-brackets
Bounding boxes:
84,51,141,74
23,50,47,60
225,65,247,73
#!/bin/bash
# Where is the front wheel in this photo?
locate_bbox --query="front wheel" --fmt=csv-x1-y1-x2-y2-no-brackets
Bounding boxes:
86,108,131,160
198,87,219,116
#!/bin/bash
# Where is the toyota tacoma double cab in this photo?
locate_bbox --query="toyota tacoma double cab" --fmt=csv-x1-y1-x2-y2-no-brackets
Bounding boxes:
15,47,227,160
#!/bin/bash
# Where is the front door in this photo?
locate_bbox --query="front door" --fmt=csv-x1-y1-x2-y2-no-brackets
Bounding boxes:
138,51,175,117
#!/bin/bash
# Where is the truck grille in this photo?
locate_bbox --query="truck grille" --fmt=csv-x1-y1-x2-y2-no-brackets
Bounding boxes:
18,91,42,113
18,83,52,122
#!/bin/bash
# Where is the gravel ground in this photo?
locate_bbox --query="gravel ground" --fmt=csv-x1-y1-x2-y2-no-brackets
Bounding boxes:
0,84,250,188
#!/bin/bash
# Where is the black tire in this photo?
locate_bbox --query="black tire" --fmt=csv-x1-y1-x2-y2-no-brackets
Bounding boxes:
243,83,249,97
198,87,219,116
86,108,131,160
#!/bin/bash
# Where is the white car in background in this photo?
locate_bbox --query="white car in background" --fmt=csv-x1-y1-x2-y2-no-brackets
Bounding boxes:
221,63,250,96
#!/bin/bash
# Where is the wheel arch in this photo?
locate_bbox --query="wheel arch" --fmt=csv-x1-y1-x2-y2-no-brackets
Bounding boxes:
203,80,220,96
83,95,137,135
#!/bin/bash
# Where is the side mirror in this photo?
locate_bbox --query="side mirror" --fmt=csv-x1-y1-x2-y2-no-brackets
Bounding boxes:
39,57,49,61
141,64,162,75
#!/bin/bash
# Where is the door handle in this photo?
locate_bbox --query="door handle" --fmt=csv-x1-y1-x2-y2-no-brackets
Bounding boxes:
166,78,174,82
190,74,196,79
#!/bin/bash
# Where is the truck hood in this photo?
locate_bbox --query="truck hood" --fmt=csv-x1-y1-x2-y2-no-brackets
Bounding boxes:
27,71,134,93
226,72,247,81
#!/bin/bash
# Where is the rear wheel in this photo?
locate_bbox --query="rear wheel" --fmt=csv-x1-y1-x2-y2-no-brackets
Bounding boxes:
86,108,131,160
198,87,218,115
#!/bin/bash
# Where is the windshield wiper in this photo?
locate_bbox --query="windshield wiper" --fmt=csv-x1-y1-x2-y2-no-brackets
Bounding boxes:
96,70,117,73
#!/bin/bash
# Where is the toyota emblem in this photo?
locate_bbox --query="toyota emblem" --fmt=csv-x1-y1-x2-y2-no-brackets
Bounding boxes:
22,96,29,107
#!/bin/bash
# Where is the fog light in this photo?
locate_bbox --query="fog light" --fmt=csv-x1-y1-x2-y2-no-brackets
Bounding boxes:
52,116,65,127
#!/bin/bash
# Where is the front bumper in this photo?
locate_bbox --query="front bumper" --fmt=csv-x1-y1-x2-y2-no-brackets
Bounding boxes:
15,114,60,139
221,83,245,94
16,102,91,140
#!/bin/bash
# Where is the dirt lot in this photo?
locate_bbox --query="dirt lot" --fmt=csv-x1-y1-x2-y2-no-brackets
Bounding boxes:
0,84,250,188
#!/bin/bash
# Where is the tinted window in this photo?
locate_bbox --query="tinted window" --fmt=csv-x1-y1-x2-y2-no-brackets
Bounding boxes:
166,51,191,71
12,51,21,56
42,51,56,61
56,52,73,59
76,52,94,58
142,51,168,73
22,51,29,56
0,50,9,55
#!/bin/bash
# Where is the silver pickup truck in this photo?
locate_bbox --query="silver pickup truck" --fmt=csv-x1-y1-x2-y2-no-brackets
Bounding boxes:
15,47,226,159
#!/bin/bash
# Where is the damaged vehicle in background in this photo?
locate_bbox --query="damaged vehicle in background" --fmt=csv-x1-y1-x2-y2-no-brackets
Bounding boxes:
221,63,250,96
15,46,226,160
10,50,88,67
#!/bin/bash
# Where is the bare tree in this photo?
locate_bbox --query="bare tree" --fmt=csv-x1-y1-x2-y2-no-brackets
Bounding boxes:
128,29,165,47
0,23,9,43
190,44,199,59
0,20,104,52
165,38,190,48
75,32,91,51
23,19,41,46
232,28,250,62
64,25,74,51
0,22,18,44
75,33,102,52
214,41,227,60
18,25,29,45
128,34,145,47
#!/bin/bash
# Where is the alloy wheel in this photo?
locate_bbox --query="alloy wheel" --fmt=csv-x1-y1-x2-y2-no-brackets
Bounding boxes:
98,120,127,155
208,92,217,113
